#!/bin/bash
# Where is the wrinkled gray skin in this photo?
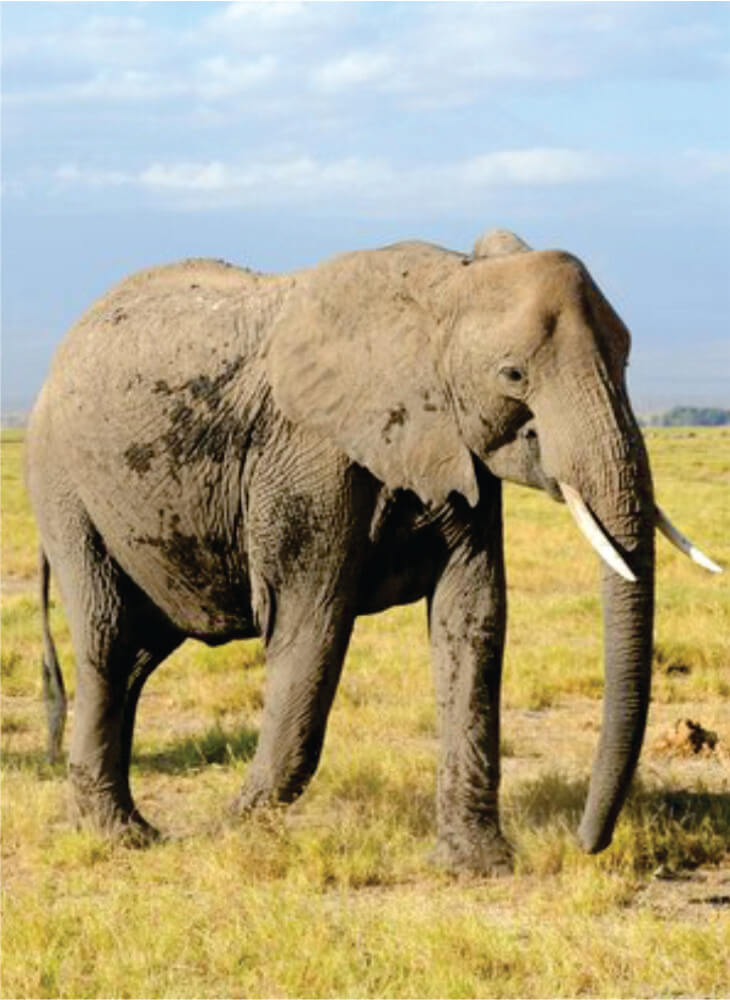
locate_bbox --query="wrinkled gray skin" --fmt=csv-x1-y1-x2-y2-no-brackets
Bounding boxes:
26,229,654,872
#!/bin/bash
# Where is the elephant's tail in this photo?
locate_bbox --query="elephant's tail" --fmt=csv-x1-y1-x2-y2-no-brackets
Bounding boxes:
40,547,67,763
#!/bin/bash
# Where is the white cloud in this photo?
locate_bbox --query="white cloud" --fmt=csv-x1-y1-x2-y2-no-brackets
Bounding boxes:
312,50,395,92
194,55,278,99
5,1,726,118
459,149,611,186
46,147,617,213
389,4,597,95
5,3,727,221
49,156,385,203
681,150,730,178
2,11,162,91
139,162,235,192
5,54,278,106
210,1,313,32
54,164,131,187
204,1,355,53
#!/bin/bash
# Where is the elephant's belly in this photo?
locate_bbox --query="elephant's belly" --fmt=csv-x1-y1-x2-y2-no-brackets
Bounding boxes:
107,525,259,643
356,498,443,615
356,546,437,615
66,443,258,641
356,572,431,616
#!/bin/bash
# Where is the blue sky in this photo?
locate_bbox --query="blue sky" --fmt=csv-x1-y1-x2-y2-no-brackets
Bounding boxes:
2,1,729,414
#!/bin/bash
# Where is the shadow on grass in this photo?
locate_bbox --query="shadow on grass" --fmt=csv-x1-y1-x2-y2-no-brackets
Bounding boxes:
508,772,587,827
0,749,67,778
329,763,436,838
509,770,730,869
132,721,258,775
1,723,259,778
625,784,730,869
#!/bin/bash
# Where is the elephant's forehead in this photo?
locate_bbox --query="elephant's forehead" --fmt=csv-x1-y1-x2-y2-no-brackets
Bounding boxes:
506,249,586,298
516,252,632,362
457,249,631,361
456,249,586,315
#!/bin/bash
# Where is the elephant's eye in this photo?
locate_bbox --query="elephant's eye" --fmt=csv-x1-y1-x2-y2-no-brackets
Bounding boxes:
499,365,526,384
498,364,529,400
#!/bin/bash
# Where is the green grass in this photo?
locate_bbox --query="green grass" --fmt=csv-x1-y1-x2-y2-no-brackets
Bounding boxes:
1,430,38,580
2,428,729,998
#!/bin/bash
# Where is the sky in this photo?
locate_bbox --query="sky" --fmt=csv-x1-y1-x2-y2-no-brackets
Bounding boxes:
2,0,729,415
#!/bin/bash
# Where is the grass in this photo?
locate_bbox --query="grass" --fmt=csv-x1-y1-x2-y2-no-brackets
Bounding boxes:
2,428,729,998
1,429,38,581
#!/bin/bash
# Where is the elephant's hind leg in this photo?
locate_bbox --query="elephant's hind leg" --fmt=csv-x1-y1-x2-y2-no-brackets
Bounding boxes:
69,596,182,842
113,625,183,838
47,500,181,841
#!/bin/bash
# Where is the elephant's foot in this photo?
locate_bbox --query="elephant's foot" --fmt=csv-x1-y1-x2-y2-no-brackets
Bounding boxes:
115,809,161,848
69,763,160,847
229,782,287,817
431,827,514,876
230,762,311,817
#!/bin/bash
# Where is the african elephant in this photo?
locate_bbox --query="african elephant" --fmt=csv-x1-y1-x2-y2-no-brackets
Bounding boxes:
25,229,720,872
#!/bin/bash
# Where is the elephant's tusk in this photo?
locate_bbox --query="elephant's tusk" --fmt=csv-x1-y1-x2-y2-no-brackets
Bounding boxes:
655,505,724,574
559,482,638,582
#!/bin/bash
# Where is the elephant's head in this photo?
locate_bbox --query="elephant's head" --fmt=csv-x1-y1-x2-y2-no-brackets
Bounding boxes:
268,228,719,853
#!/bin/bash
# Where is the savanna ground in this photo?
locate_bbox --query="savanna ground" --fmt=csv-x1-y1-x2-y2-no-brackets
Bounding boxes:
2,427,729,999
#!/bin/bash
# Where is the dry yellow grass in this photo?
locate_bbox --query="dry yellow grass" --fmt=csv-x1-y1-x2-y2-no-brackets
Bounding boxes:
2,428,729,998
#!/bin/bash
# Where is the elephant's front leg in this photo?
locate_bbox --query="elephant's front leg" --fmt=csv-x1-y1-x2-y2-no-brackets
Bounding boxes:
427,491,511,874
233,444,373,815
231,591,355,814
233,597,353,814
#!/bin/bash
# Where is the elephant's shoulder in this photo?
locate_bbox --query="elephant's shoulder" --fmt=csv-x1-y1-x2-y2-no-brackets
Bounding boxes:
314,241,464,283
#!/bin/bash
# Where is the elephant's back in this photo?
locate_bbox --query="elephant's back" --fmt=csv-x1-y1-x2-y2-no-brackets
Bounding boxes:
51,259,288,379
44,259,290,438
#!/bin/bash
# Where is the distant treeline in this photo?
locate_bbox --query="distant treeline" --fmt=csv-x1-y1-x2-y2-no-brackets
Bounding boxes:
642,406,730,427
1,413,28,430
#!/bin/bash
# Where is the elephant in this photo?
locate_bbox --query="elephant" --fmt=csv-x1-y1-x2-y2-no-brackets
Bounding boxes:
25,228,721,872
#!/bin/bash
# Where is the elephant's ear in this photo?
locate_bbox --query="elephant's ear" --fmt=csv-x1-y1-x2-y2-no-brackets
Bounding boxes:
266,253,478,507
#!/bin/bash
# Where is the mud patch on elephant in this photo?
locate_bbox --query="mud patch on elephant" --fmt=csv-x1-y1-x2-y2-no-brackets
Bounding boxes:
124,442,156,475
182,356,245,412
167,528,208,589
420,389,438,413
382,404,408,444
161,403,247,473
156,367,261,479
133,515,248,628
273,492,316,570
128,361,272,490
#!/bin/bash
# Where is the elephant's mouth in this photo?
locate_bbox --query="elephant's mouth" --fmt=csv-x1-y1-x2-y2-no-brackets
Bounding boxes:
538,469,563,503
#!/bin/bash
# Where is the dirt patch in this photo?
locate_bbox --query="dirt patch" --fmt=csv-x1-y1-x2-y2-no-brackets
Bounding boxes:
637,864,730,923
651,718,726,760
502,699,730,784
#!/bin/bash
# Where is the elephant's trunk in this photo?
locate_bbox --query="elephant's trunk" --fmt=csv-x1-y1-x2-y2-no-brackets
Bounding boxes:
578,551,653,851
534,374,655,852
